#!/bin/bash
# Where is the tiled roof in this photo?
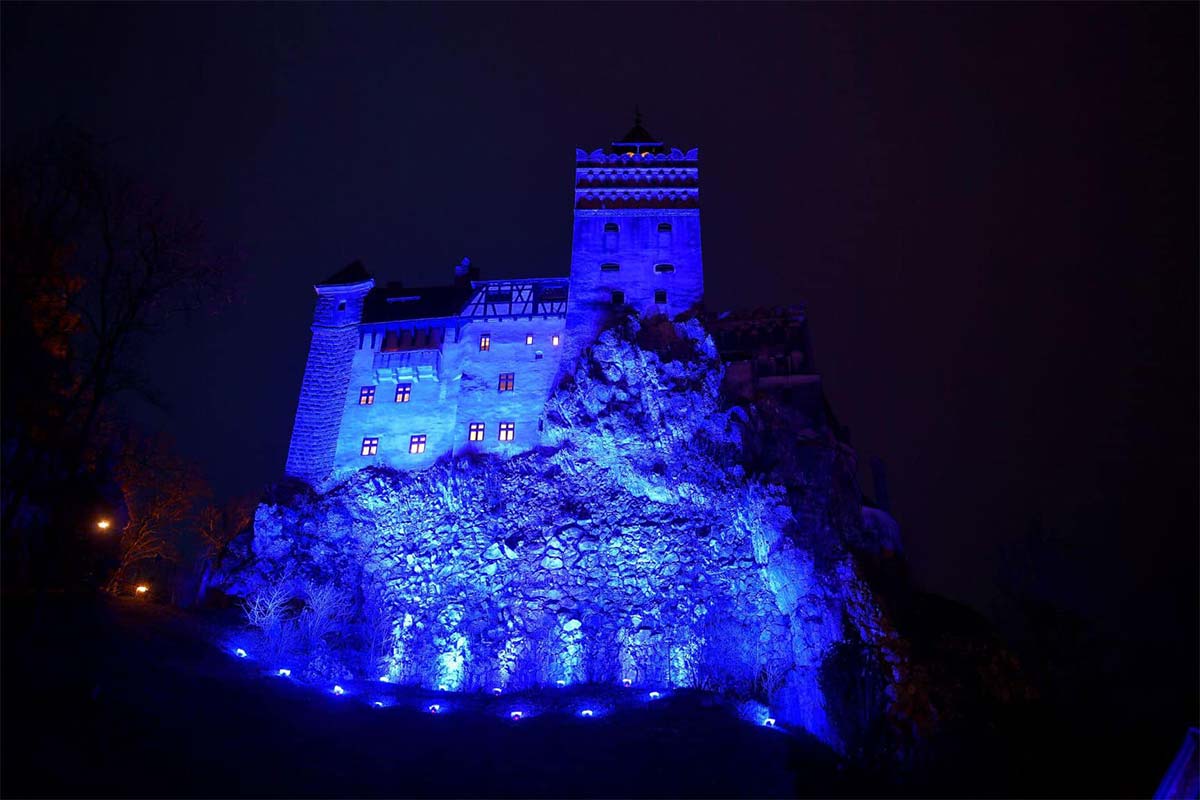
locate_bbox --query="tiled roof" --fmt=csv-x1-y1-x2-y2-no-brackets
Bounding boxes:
361,284,476,324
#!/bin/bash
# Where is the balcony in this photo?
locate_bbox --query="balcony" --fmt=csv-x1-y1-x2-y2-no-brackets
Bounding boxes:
373,348,441,383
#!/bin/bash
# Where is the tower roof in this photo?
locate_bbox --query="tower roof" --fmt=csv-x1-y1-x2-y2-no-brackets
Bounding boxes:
319,259,372,287
609,108,666,154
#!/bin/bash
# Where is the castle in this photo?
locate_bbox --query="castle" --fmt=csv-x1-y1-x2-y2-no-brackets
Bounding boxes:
285,117,823,485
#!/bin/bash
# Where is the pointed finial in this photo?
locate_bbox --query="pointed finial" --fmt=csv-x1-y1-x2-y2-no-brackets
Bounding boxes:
634,104,643,128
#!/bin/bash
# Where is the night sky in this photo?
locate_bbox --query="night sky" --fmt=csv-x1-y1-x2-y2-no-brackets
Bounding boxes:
3,4,1196,665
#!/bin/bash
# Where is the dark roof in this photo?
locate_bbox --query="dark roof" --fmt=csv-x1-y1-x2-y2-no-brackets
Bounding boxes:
609,108,666,153
319,260,372,286
362,284,476,324
614,122,659,144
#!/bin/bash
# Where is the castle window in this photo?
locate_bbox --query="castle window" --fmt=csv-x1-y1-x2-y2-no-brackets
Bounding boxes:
395,383,412,403
604,222,618,251
498,372,515,392
498,422,515,442
600,263,620,272
611,291,625,305
525,334,534,345
358,386,376,405
603,222,619,232
338,301,347,311
657,222,672,233
409,434,427,454
360,437,379,456
654,263,675,273
551,334,560,346
479,334,491,351
655,290,667,304
657,222,672,246
468,422,485,442
535,350,544,360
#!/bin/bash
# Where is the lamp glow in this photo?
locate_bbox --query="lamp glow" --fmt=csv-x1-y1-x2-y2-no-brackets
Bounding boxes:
648,691,661,700
332,685,345,696
277,668,291,677
135,585,149,595
438,684,448,691
492,687,502,696
763,718,777,727
234,647,247,658
622,678,632,687
510,710,523,721
379,675,390,683
373,701,384,708
556,680,566,688
96,519,111,531
580,709,594,717
428,704,441,714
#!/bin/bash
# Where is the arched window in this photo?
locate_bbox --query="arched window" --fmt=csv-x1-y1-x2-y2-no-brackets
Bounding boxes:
604,222,619,232
657,221,672,246
604,221,618,252
654,263,676,273
657,222,672,233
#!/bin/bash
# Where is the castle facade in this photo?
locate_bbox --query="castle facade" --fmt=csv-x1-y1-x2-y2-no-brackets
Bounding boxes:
285,120,818,485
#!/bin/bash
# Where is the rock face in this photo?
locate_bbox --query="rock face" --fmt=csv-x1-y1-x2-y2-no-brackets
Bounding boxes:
224,315,921,753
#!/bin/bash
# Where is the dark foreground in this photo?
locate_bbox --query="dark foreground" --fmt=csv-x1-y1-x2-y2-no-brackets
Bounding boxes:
2,595,861,798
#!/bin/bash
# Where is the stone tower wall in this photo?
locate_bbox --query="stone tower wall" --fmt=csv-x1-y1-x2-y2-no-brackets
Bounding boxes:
285,280,374,484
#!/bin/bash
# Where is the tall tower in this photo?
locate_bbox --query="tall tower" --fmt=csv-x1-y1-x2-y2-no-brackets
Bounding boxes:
564,114,702,362
285,261,375,485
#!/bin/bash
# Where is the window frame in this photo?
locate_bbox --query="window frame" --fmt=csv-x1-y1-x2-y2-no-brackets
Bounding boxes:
395,383,412,403
498,372,515,392
360,437,379,456
479,334,491,352
498,422,516,442
654,289,667,304
409,434,427,454
468,422,485,442
358,386,376,405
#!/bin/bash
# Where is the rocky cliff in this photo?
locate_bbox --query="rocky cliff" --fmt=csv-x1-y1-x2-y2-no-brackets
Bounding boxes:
223,314,930,754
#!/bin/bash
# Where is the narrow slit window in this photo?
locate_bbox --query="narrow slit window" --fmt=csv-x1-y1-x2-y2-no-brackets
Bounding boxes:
409,434,427,454
600,263,620,272
655,290,667,304
551,334,560,346
479,334,491,351
358,386,376,405
534,350,544,360
525,334,534,345
360,437,379,456
498,372,515,392
657,222,672,233
395,383,412,403
468,422,485,442
654,263,675,273
611,290,625,305
498,422,515,442
603,222,619,232
337,301,347,311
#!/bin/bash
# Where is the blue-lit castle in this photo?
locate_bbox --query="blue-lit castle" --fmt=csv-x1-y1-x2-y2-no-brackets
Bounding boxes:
285,118,809,485
236,119,930,755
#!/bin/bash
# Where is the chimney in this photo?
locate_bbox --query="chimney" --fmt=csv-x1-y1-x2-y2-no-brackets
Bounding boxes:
454,257,480,287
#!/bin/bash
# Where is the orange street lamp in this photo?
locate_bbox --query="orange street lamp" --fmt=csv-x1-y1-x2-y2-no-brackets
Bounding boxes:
135,585,149,595
96,518,112,531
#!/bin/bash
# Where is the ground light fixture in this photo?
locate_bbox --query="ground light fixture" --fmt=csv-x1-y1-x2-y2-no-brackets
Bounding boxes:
492,687,502,696
332,685,345,696
234,647,247,658
379,675,390,683
622,678,632,687
763,718,777,727
373,701,384,708
580,709,594,717
428,704,440,714
648,691,661,700
277,668,291,677
510,711,524,721
437,684,449,691
556,680,566,687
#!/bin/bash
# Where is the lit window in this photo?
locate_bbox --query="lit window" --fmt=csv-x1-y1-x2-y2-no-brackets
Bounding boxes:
409,434,427,454
525,334,534,345
604,222,619,233
657,222,672,233
468,422,485,442
600,263,620,272
611,291,625,305
479,334,491,351
359,386,376,405
395,383,412,403
361,437,379,456
498,372,514,392
551,334,560,346
498,422,515,442
654,263,675,273
655,290,667,304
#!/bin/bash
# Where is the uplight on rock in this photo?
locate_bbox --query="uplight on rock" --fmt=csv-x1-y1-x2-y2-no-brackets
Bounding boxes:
492,687,502,696
96,519,112,531
277,668,291,677
648,691,661,700
556,680,566,688
428,704,441,714
763,718,777,727
580,709,594,718
332,685,345,696
510,711,524,721
235,648,247,658
622,678,632,687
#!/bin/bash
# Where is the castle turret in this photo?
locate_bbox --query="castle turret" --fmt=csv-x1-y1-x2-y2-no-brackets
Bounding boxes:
285,261,375,484
564,112,703,362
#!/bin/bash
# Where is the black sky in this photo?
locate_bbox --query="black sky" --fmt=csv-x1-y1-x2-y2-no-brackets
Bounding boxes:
3,3,1196,669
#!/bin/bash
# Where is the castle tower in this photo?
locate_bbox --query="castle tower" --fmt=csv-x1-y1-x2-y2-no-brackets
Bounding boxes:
285,261,375,484
563,114,703,362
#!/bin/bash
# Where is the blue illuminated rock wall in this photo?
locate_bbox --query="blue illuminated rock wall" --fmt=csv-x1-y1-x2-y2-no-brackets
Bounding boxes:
236,314,915,752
